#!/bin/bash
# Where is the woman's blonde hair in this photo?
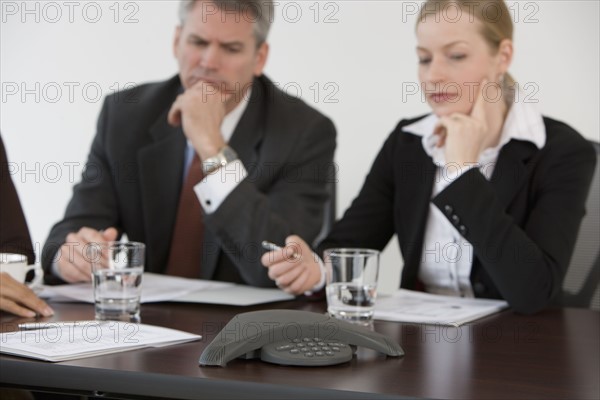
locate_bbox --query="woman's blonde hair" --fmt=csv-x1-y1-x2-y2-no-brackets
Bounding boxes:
417,0,515,99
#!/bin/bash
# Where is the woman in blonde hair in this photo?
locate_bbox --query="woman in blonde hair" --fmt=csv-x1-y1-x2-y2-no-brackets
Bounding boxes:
262,0,596,314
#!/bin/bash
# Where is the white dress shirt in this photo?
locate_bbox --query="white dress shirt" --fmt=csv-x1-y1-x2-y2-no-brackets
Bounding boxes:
402,90,546,297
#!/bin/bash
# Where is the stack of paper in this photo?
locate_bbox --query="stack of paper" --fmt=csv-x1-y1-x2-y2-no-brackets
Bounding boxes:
0,321,201,362
39,273,233,303
374,289,508,326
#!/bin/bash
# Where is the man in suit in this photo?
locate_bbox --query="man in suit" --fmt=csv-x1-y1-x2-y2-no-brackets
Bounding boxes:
42,0,336,287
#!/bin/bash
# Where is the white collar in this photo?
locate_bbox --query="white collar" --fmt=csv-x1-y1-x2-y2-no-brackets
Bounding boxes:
403,88,546,161
221,87,252,142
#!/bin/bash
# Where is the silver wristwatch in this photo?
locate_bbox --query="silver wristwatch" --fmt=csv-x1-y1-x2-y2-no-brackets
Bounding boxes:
202,145,238,175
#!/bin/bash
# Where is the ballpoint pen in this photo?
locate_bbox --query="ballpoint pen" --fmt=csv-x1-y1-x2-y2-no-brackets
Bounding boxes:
262,240,301,261
17,321,103,331
261,240,282,252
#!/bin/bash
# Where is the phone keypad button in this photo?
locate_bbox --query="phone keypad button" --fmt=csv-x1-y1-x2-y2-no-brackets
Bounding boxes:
276,344,294,351
260,338,355,366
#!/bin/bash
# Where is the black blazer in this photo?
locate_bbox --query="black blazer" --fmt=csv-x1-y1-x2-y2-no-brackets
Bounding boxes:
43,75,336,286
319,116,596,314
0,135,35,264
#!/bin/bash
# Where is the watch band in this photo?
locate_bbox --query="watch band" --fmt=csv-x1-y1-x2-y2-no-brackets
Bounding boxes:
202,145,238,175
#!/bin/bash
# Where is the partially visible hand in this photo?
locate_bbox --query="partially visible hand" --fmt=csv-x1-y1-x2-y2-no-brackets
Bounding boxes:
0,273,54,317
435,79,504,166
56,227,118,283
168,81,230,160
261,235,322,295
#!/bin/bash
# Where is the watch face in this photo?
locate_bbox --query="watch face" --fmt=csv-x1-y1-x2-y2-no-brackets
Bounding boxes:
202,146,238,174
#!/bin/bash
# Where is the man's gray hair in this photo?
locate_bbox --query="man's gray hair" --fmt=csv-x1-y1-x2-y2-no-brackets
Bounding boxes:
178,1,274,46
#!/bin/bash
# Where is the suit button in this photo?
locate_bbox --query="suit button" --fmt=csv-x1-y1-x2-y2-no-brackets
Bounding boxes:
458,225,467,235
473,282,485,294
444,205,453,216
451,215,460,225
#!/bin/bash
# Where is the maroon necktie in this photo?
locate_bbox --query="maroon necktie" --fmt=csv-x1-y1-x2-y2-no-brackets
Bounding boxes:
165,154,204,278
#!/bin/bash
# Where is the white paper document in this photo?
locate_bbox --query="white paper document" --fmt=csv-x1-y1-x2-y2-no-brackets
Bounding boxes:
39,272,293,306
374,289,508,326
0,321,201,362
40,273,233,303
175,285,294,306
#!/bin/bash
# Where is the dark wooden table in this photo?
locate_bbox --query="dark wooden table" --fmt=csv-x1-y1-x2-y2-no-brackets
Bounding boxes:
1,299,598,399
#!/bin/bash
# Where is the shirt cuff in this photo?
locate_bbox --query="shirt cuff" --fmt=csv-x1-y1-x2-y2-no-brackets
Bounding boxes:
194,159,247,214
304,254,327,296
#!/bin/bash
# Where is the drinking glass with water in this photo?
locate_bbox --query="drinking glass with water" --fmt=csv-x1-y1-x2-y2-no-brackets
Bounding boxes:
324,248,380,324
89,242,145,323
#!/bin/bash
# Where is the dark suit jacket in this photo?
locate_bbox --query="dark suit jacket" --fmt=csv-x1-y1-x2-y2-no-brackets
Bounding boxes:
43,75,336,286
0,135,35,264
319,116,596,314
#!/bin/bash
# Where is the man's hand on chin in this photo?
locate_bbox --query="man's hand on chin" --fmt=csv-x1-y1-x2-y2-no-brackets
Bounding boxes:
168,80,232,159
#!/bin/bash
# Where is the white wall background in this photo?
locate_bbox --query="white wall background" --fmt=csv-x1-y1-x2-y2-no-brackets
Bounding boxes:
1,0,598,293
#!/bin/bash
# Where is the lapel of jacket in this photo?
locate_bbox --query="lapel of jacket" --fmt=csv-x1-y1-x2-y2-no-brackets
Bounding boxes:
228,77,266,172
138,108,186,274
490,139,539,209
396,133,436,289
200,77,266,280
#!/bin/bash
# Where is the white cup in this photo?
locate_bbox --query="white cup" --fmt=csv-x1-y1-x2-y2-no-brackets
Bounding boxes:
0,253,43,285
